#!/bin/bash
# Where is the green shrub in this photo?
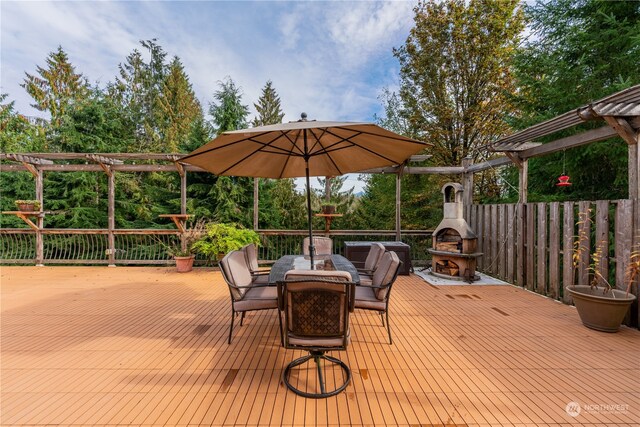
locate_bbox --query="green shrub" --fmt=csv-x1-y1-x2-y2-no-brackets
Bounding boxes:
192,223,259,259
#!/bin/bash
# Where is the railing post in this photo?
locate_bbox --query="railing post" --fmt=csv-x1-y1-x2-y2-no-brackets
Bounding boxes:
35,168,44,266
108,171,116,266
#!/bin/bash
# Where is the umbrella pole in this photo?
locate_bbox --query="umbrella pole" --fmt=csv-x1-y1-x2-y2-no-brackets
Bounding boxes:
303,129,315,269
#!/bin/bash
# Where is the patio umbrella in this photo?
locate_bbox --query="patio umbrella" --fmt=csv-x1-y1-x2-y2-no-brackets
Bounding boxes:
181,113,429,267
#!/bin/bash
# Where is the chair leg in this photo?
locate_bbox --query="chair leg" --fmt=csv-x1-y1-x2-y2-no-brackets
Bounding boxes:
277,311,283,346
380,312,385,326
283,351,351,399
386,310,392,345
240,312,245,326
228,308,235,344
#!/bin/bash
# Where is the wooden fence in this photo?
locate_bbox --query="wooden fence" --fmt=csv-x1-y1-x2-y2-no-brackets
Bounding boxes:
467,199,638,326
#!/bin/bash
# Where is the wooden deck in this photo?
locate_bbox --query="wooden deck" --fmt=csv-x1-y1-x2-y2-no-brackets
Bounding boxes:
1,266,638,426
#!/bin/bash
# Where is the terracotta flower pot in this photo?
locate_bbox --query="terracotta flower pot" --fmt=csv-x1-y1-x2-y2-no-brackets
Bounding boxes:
175,255,195,273
16,203,36,211
567,285,636,332
321,205,336,215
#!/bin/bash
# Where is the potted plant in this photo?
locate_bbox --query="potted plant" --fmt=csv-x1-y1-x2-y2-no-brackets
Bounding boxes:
320,202,337,215
192,222,260,261
15,200,41,212
567,213,638,332
161,218,207,273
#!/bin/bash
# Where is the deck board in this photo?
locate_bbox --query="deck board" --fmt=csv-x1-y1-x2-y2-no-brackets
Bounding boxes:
1,266,638,426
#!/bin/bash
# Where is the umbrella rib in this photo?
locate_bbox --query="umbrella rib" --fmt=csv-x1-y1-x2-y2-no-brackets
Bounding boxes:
180,130,281,161
217,131,299,175
307,128,344,175
320,128,404,164
332,125,428,146
276,130,302,179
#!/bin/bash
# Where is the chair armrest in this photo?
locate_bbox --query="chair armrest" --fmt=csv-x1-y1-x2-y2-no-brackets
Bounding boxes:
251,271,271,277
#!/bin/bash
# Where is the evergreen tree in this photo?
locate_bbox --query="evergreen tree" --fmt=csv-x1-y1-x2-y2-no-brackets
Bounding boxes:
505,0,640,202
157,57,203,153
252,80,285,127
313,176,357,230
209,77,249,134
21,46,89,128
110,39,168,151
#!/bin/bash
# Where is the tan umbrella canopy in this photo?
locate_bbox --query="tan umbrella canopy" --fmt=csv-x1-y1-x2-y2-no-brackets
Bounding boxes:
181,114,429,266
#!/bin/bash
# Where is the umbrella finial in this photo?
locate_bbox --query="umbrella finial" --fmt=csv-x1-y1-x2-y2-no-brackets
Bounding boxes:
300,112,307,121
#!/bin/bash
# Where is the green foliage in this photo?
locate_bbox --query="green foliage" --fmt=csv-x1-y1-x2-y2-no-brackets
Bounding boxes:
395,0,524,167
252,80,285,127
209,77,249,134
0,94,46,153
192,222,259,259
21,46,89,128
509,0,640,202
157,57,203,152
110,39,169,152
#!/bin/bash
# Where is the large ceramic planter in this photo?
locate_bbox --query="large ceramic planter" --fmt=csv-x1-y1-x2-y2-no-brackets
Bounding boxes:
175,255,195,273
567,285,636,332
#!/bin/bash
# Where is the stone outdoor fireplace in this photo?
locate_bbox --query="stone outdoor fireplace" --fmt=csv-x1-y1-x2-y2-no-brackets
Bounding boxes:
428,183,482,282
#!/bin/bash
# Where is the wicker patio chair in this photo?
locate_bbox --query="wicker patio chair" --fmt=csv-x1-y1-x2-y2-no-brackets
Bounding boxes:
278,274,355,398
353,251,401,344
302,236,333,257
219,250,281,344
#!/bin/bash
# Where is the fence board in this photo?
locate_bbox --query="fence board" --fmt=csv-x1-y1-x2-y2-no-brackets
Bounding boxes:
476,205,484,270
595,200,610,288
498,204,506,279
548,202,560,299
577,202,591,286
537,203,548,294
562,202,575,303
506,204,515,283
516,203,525,287
615,200,632,290
491,204,498,275
483,206,491,273
526,203,536,290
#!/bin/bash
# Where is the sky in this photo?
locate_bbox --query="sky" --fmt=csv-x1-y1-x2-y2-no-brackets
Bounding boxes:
1,0,417,193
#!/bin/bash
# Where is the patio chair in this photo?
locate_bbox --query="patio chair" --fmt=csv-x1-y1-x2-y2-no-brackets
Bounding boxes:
241,244,270,285
278,275,355,398
353,251,401,344
356,242,386,280
302,236,333,257
219,250,282,344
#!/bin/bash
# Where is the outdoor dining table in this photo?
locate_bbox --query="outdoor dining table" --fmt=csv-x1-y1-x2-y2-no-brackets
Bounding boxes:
268,254,360,285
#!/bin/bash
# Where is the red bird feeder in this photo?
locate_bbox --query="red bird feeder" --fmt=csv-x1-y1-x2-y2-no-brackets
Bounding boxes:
556,174,572,187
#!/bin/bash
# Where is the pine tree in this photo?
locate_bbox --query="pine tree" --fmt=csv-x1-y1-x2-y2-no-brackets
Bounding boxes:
110,39,168,151
157,57,203,153
21,46,88,128
252,80,285,127
506,0,640,202
208,77,249,134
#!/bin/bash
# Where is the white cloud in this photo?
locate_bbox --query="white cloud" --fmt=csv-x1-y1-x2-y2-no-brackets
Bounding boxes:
1,1,417,124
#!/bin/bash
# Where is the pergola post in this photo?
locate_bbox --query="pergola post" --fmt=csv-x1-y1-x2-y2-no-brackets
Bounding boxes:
253,178,259,231
107,172,115,266
395,171,402,241
35,168,44,266
462,156,473,221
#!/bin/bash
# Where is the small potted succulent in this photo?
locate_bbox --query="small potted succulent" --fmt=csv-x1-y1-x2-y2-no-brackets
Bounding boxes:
15,200,41,212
